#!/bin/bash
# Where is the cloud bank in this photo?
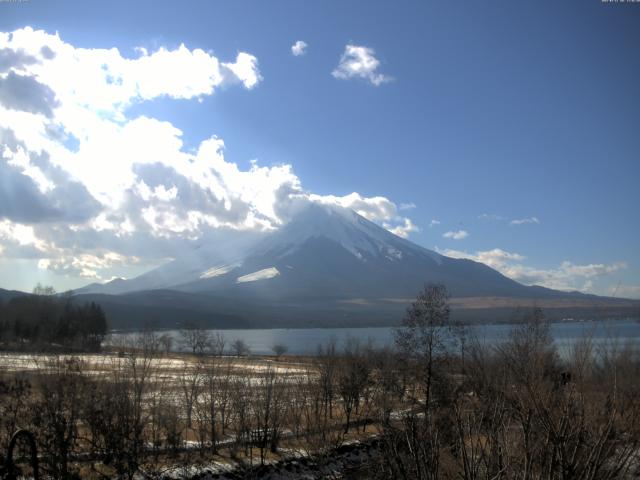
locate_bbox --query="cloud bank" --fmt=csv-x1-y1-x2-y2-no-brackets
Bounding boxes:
437,247,627,294
0,28,415,281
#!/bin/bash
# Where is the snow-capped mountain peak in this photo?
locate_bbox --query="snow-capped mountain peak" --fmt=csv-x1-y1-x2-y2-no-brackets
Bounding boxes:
73,202,627,327
255,202,439,263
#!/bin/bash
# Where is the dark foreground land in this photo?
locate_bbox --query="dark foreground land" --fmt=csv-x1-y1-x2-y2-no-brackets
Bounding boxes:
0,325,639,478
0,287,639,479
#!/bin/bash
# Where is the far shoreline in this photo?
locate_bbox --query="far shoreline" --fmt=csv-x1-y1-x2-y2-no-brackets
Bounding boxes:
106,315,640,335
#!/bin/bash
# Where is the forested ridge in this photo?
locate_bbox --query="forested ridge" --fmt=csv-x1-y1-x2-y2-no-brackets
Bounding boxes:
0,285,108,351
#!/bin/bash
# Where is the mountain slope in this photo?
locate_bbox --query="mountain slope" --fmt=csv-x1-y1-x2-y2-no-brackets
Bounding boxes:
74,204,640,327
0,287,28,303
148,204,573,299
81,204,533,298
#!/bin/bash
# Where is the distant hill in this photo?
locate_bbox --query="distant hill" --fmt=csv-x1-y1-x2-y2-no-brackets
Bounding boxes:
0,288,28,303
69,204,640,328
78,204,578,298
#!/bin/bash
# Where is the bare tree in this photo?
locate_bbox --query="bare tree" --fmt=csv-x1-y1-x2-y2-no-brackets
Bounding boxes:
32,283,56,296
298,363,345,470
252,365,288,464
316,339,338,424
136,329,160,353
338,338,371,433
377,284,453,480
147,371,170,455
287,372,309,438
158,333,173,355
159,403,182,456
197,355,221,452
180,325,211,355
232,338,250,357
180,359,203,431
0,373,31,455
120,336,157,479
230,376,253,458
271,343,288,360
82,368,139,478
32,356,85,479
395,283,450,411
370,347,404,428
211,332,226,356
216,358,234,436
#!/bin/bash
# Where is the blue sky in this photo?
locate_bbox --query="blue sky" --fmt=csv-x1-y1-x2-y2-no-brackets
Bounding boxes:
0,0,638,297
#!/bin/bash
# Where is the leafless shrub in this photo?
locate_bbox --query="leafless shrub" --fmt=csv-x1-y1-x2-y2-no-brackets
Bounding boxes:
211,332,227,356
180,325,211,356
32,356,86,479
271,343,288,359
0,373,31,456
338,338,371,433
231,338,250,357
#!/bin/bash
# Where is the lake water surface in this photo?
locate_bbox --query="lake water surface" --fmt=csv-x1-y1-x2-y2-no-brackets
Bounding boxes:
109,318,640,356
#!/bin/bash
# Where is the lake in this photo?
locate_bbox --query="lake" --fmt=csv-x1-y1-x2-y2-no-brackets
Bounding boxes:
108,318,640,356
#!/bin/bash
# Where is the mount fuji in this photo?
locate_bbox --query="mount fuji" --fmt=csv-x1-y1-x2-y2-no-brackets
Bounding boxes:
75,204,639,329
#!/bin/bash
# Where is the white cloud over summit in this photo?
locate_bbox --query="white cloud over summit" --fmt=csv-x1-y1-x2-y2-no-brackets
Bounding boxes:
308,192,418,238
0,28,415,281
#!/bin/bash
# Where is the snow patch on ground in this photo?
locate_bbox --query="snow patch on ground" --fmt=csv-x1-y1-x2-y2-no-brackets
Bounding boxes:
199,264,237,279
236,267,280,283
386,247,402,261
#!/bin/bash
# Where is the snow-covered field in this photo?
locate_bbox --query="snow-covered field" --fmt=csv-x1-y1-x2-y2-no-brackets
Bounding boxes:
0,352,312,385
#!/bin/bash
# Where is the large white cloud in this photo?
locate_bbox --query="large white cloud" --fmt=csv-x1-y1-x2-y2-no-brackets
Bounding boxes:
0,28,416,282
0,28,261,109
38,252,140,279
